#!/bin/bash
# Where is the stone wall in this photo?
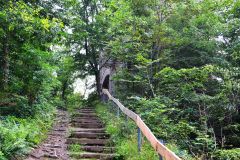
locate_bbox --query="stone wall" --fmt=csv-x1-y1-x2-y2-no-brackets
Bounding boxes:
99,51,124,100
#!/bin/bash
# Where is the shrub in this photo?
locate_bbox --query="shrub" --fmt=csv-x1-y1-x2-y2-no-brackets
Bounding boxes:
213,148,240,160
0,151,7,160
117,65,240,158
66,93,84,112
0,108,55,159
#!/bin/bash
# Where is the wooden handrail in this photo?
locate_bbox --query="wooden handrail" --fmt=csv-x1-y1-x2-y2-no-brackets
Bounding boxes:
102,89,181,160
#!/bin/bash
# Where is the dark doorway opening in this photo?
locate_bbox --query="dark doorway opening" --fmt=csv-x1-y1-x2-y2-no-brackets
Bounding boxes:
102,75,109,89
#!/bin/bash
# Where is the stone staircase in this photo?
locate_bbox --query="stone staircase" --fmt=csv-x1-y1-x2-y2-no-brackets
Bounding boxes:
67,108,118,160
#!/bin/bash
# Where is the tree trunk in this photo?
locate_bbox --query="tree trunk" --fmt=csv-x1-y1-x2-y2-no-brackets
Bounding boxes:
28,93,36,105
2,36,9,91
62,81,68,102
94,70,101,97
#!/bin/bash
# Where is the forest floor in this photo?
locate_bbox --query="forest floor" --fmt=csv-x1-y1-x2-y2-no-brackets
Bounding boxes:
26,110,70,160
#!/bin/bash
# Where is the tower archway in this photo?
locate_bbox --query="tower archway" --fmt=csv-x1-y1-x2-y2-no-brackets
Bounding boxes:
102,75,110,89
101,74,110,101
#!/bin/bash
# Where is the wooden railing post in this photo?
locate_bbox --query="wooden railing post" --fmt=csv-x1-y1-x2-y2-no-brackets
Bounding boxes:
159,139,165,160
138,127,142,152
117,106,120,118
125,115,128,124
111,101,114,113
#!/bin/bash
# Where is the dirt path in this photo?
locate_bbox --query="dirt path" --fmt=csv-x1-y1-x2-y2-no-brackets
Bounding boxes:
26,110,69,160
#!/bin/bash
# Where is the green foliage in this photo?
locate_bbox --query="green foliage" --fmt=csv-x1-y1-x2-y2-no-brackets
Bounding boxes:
0,0,239,159
121,65,239,158
117,135,159,160
66,93,84,113
0,151,6,160
96,102,129,145
223,1,240,67
213,148,240,160
68,144,82,153
0,108,55,159
57,56,76,105
0,0,64,116
0,2,64,158
95,101,188,159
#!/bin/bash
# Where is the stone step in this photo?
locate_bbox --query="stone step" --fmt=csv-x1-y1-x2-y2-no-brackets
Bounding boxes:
71,121,103,126
70,132,109,139
71,123,104,128
77,110,95,112
78,112,95,114
67,138,109,146
72,116,99,119
78,110,95,112
71,119,102,124
79,108,94,109
53,128,67,132
80,107,94,109
71,115,99,119
71,159,99,160
67,145,114,153
69,152,118,159
79,112,95,114
72,113,97,116
77,110,95,113
80,146,115,153
71,119,102,123
71,118,101,122
71,128,106,133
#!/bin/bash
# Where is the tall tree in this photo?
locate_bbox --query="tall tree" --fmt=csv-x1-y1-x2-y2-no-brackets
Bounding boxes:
66,0,109,96
0,0,63,108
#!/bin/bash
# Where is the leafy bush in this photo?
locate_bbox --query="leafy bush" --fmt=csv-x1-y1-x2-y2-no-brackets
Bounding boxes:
0,93,56,118
213,148,240,160
0,108,55,159
0,151,7,160
52,97,65,109
0,95,30,117
116,65,240,158
66,93,84,112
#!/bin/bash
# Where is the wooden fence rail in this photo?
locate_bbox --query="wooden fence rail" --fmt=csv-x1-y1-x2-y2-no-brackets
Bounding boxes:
102,89,181,160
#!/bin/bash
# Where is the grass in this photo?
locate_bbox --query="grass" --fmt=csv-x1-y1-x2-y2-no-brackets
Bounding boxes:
68,144,83,152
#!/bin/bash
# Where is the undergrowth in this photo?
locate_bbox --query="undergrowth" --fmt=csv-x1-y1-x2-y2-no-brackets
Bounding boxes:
95,101,195,160
95,101,160,160
0,106,56,160
212,148,240,160
66,93,84,114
